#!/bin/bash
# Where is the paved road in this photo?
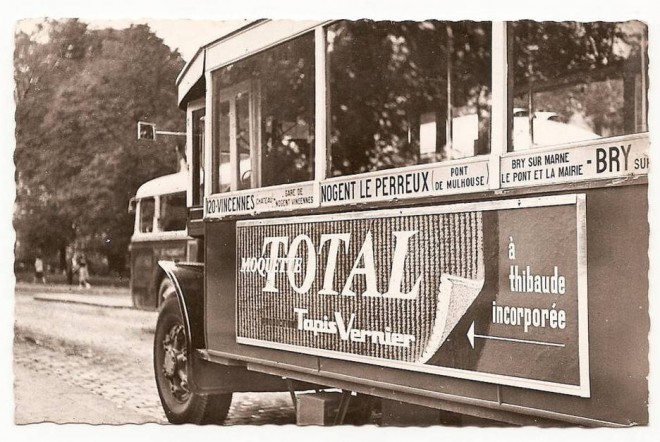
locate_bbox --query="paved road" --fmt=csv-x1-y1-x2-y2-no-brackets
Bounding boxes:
14,345,157,425
13,285,298,425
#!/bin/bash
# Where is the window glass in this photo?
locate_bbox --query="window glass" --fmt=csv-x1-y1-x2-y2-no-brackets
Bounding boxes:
192,108,205,205
236,91,252,190
212,32,315,191
139,198,154,233
510,21,648,150
327,20,492,177
216,100,231,193
159,192,187,232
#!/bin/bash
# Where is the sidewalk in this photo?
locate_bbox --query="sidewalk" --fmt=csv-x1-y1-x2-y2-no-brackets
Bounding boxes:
16,282,133,309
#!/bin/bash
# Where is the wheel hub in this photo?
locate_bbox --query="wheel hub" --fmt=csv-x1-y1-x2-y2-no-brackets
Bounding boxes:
163,348,177,377
161,324,189,401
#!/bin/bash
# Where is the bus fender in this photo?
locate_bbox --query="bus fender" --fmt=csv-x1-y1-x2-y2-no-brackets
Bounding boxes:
157,260,205,350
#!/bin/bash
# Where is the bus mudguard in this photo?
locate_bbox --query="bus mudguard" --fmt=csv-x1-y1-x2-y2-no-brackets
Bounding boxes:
158,260,205,350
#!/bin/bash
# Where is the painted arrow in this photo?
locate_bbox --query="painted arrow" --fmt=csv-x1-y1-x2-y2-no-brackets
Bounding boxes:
467,321,565,349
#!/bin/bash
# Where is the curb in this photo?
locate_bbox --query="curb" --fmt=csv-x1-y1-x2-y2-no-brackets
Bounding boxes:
33,295,134,309
16,283,130,296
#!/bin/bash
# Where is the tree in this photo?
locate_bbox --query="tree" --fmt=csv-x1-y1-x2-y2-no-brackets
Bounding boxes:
14,20,185,274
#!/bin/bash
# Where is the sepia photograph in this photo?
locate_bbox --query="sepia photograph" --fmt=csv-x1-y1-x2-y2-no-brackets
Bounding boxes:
2,0,657,440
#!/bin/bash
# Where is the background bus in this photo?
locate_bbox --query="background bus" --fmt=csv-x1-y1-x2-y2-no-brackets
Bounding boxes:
129,171,198,309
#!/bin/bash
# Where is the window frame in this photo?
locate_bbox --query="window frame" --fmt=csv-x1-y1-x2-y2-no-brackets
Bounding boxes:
186,97,206,207
204,27,320,217
504,21,649,153
213,79,260,193
138,197,155,234
158,191,189,233
324,20,495,177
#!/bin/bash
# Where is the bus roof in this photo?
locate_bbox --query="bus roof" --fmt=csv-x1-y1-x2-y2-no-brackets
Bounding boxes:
176,20,325,107
176,20,262,107
135,171,188,199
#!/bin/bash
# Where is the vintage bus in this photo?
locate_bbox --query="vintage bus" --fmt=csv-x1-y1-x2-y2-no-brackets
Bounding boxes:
129,171,199,309
154,20,649,426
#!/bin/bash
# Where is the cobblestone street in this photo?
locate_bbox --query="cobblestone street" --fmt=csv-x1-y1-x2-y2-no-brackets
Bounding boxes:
14,285,296,425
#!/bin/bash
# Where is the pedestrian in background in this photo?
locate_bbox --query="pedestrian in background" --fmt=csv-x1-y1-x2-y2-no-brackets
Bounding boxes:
34,254,46,284
66,246,74,285
77,254,92,289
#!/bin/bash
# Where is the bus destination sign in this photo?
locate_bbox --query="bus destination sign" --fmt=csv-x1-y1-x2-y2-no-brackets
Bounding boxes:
235,195,589,396
320,159,490,207
500,134,648,188
205,182,317,218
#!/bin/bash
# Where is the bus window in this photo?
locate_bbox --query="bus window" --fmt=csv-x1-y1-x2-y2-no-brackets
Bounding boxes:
509,21,648,151
326,20,492,177
139,197,155,233
158,192,187,232
214,81,254,192
211,32,315,192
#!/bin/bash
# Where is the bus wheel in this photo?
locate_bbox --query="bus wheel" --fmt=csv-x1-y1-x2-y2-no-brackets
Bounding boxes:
154,295,232,424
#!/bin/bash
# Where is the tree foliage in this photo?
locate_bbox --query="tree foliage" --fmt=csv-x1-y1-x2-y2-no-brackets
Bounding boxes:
14,19,185,273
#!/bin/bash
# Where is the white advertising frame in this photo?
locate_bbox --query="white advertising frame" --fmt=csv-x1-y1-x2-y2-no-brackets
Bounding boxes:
235,194,590,397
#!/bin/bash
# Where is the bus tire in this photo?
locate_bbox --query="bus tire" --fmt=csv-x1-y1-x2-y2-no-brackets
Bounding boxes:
154,295,232,424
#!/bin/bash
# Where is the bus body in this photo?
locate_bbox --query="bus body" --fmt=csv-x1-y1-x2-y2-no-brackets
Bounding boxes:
154,20,649,426
129,171,199,309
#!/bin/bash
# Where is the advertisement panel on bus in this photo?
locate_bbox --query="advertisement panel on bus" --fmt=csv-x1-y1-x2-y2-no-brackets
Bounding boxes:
235,194,588,397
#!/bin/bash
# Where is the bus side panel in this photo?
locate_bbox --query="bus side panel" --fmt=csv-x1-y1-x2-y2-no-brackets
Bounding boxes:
317,358,500,402
497,184,649,425
313,185,648,425
204,221,319,371
202,185,647,425
130,243,157,309
130,239,189,309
